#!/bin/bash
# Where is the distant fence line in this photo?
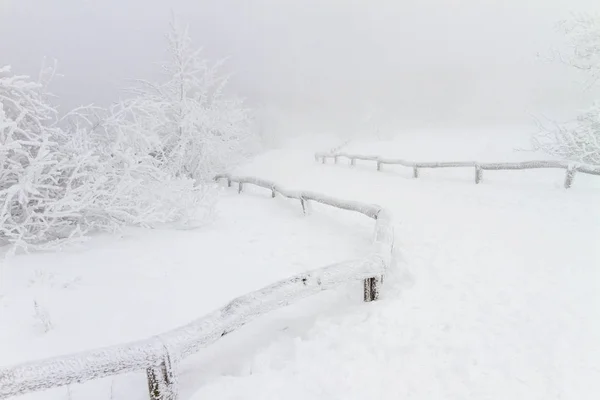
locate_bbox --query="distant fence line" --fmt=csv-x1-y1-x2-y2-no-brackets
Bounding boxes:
315,152,600,188
0,175,394,400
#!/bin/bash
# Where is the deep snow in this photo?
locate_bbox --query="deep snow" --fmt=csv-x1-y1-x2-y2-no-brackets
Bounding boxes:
2,128,600,399
0,188,372,399
191,130,600,400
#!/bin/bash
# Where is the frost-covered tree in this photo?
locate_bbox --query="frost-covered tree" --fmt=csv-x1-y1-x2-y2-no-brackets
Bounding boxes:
554,14,600,85
0,63,81,248
59,104,212,232
0,16,252,251
534,13,600,165
0,64,208,251
126,18,255,182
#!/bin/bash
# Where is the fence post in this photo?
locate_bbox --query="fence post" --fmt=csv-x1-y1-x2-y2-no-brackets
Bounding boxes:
238,182,244,194
413,166,419,178
475,164,482,184
363,277,380,302
300,197,310,215
564,165,576,189
147,350,177,400
227,178,232,188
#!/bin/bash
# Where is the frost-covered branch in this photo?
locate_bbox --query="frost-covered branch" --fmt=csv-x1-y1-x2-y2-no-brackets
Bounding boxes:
555,13,600,85
532,105,600,165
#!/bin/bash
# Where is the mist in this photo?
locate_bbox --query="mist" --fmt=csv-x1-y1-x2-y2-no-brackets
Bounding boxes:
2,0,600,133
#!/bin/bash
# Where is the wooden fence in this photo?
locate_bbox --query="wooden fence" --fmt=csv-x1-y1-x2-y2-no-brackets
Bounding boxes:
0,174,394,400
315,152,600,188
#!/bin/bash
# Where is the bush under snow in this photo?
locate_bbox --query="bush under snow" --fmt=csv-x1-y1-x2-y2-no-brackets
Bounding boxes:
533,104,600,165
0,64,208,251
0,18,256,251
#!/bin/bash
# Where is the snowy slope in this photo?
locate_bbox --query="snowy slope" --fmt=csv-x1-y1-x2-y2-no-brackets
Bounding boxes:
0,190,373,400
190,130,600,400
2,128,600,400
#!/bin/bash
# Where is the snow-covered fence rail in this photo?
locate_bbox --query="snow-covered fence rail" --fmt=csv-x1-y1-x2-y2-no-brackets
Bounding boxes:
0,175,394,400
214,174,393,300
315,152,600,188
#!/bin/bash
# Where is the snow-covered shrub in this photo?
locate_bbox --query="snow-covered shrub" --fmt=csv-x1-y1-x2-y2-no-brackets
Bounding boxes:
0,64,211,251
125,18,256,182
534,14,600,165
0,16,253,251
0,64,85,249
533,104,600,165
60,104,214,230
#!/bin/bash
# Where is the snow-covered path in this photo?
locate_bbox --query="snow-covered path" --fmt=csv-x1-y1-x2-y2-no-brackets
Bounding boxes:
190,138,600,399
3,134,600,400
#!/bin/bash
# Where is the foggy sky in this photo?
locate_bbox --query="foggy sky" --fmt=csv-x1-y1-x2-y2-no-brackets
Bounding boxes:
2,0,600,131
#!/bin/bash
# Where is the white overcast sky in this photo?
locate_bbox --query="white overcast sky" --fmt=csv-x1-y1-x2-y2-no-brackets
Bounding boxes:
2,0,600,129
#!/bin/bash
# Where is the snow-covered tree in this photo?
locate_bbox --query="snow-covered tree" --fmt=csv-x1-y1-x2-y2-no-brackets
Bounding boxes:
534,13,600,165
554,14,600,85
0,64,209,251
59,104,212,232
0,64,79,248
0,16,252,251
125,18,255,182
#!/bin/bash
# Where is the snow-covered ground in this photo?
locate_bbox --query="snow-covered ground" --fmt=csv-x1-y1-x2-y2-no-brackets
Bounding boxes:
0,187,373,399
2,128,600,399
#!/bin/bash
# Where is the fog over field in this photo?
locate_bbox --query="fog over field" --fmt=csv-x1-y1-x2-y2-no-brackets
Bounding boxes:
2,0,600,134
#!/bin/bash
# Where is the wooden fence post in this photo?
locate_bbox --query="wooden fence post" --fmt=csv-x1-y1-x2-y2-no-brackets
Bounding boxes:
564,165,576,189
413,166,419,178
147,350,177,400
363,276,381,302
300,197,309,215
475,164,482,184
